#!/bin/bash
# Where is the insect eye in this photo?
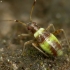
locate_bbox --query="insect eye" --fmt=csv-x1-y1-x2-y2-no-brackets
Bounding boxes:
28,26,32,30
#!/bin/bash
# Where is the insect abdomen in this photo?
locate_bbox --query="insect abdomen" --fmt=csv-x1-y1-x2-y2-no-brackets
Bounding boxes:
34,28,63,56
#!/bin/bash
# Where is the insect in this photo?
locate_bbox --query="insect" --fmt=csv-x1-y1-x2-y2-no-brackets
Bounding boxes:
0,0,70,57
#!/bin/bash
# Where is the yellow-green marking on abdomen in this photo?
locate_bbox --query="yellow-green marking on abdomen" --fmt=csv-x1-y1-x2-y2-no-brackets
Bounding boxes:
34,28,63,56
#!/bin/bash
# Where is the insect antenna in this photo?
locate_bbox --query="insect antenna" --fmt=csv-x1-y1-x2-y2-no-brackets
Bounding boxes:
30,0,36,22
0,0,37,25
0,19,26,26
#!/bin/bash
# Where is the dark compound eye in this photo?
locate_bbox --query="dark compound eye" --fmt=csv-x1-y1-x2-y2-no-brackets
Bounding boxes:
27,25,32,30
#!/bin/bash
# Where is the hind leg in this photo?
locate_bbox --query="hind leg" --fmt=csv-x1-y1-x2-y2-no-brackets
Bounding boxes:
53,29,70,48
46,24,70,48
32,42,48,57
46,24,55,31
23,40,34,51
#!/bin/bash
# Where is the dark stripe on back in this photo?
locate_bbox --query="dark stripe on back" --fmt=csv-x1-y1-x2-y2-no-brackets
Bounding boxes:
55,41,61,49
50,46,57,56
36,30,62,56
36,31,50,43
50,41,62,56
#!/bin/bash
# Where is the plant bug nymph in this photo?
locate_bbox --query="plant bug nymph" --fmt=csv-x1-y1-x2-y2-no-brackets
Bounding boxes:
0,0,70,57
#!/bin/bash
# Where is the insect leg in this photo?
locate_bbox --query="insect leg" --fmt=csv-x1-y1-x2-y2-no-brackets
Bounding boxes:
23,40,34,51
21,40,33,55
52,29,64,36
59,29,70,48
46,24,55,31
53,29,70,48
32,43,48,57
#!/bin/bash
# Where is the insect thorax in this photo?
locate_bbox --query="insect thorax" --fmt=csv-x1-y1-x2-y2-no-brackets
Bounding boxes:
27,22,40,34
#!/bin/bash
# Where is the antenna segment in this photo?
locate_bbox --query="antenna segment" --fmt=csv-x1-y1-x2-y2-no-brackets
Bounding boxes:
30,0,36,22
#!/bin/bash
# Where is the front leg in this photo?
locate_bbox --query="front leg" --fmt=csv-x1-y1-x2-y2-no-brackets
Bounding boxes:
23,40,34,51
21,40,34,56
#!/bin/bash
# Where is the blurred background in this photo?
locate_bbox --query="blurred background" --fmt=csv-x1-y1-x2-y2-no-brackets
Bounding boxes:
0,0,70,36
0,0,70,70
